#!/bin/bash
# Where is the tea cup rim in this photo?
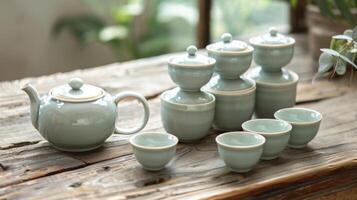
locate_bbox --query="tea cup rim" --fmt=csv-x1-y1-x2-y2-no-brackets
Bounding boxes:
242,118,292,135
167,56,216,68
130,132,178,150
216,131,266,149
274,108,322,125
249,37,295,48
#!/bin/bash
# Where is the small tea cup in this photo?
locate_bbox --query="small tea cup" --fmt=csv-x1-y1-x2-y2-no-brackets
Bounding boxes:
274,108,322,149
216,131,265,173
242,119,291,160
130,132,178,171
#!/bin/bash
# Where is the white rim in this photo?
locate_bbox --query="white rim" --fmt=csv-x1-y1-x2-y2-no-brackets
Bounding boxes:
130,132,178,150
167,57,216,68
160,91,216,110
206,44,254,55
242,119,292,135
249,37,295,48
203,78,256,96
274,108,322,125
216,131,265,149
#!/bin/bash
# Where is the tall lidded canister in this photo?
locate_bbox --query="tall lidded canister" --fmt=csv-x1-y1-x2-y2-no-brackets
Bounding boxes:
161,45,216,142
203,33,255,131
247,27,299,118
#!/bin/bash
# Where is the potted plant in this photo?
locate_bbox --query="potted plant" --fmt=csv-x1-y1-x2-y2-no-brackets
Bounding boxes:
317,27,357,81
305,0,357,60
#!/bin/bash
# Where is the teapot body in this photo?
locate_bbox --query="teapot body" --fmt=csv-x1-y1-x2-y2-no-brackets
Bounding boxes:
38,93,117,152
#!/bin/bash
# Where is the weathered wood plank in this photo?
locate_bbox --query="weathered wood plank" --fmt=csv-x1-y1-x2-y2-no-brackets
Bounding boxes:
0,98,162,187
1,89,357,199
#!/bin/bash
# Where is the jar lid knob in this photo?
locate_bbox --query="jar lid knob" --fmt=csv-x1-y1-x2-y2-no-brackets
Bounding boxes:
69,78,83,90
221,33,232,43
187,45,197,56
269,27,278,37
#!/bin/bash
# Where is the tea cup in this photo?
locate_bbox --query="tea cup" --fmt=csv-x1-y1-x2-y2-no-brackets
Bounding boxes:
274,108,322,149
130,132,178,171
216,131,265,173
242,119,291,160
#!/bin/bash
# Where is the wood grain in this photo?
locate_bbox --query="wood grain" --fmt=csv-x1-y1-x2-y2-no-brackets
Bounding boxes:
1,88,357,199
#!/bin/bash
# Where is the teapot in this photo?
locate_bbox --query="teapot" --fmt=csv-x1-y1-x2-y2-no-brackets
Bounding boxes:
22,78,150,152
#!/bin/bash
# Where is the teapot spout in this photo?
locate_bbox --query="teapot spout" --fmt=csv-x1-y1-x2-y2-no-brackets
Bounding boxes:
22,84,41,130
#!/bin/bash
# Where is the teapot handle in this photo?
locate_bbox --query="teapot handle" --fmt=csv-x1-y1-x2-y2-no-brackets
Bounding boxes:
113,92,150,135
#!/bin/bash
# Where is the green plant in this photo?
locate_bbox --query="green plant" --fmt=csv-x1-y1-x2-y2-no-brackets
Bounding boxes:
290,0,357,25
317,27,357,79
52,0,195,61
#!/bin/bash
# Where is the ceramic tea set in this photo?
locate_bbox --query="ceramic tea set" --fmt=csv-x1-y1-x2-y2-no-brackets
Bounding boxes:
22,27,322,172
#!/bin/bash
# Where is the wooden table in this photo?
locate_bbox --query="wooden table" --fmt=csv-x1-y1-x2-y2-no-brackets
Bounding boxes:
1,34,357,199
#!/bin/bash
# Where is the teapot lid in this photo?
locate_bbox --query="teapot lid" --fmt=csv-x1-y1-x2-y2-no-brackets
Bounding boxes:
249,27,295,46
207,33,249,52
169,45,215,66
49,78,105,102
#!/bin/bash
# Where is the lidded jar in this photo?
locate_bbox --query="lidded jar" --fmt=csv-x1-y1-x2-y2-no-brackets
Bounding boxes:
161,45,216,142
247,27,299,118
203,33,255,131
249,27,295,72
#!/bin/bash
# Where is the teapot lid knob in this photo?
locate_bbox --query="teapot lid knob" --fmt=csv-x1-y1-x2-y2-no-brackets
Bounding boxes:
221,33,232,43
269,27,278,37
187,45,197,56
69,78,83,90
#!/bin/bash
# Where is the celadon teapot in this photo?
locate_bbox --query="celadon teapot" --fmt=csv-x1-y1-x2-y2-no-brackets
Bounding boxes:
22,78,150,152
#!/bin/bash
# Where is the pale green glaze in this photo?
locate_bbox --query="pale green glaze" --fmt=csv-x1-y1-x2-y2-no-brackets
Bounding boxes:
206,33,253,79
249,28,295,72
168,46,215,91
204,33,255,130
130,132,178,171
248,67,298,118
242,119,291,160
274,108,322,149
162,45,216,142
161,88,215,142
216,131,265,173
22,79,150,152
203,77,255,131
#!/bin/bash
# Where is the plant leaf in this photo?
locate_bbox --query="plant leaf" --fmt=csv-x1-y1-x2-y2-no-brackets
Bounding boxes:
333,34,353,41
334,0,356,25
321,48,340,56
335,59,347,75
344,29,353,37
318,52,335,73
352,26,357,41
350,48,357,53
339,53,357,69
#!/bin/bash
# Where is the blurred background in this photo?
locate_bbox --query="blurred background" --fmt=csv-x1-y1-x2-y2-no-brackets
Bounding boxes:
0,0,355,81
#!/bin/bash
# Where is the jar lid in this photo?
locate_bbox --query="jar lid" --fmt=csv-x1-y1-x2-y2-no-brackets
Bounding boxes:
247,67,299,85
161,87,214,105
203,75,255,94
169,45,215,66
207,33,249,52
249,27,295,46
49,78,105,102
